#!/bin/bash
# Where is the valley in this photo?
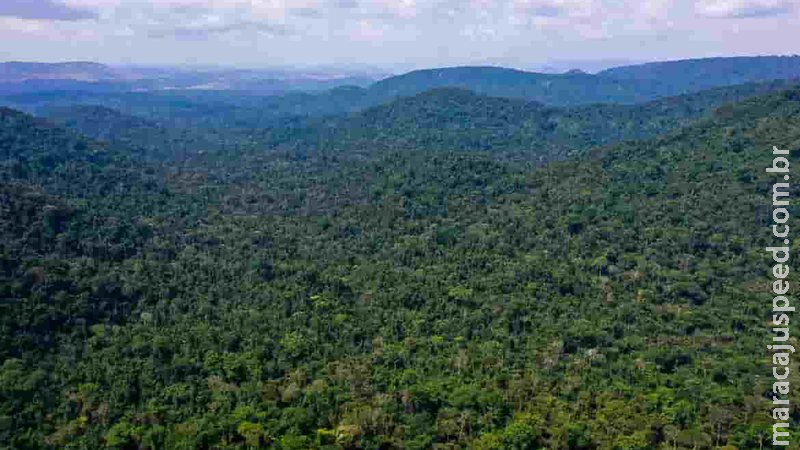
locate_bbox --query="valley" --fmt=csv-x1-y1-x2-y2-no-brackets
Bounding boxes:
0,56,798,450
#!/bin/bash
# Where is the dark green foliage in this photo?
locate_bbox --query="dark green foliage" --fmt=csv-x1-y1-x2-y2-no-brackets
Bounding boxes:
259,80,798,159
1,81,798,449
40,105,222,161
0,107,104,176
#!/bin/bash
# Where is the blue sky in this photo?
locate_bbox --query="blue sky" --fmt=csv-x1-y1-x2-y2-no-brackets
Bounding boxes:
0,0,797,70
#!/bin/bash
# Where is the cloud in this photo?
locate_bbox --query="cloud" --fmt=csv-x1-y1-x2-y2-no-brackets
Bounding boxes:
1,0,799,68
0,0,97,21
511,0,597,19
58,0,301,40
350,19,387,41
151,21,294,39
334,0,359,8
0,16,101,43
695,0,793,18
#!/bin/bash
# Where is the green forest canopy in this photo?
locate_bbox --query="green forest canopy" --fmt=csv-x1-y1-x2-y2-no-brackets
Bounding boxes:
1,78,800,449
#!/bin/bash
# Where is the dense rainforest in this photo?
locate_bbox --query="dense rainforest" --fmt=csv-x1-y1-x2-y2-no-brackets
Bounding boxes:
1,57,800,449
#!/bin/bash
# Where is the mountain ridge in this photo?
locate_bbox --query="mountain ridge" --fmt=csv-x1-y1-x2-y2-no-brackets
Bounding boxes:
255,79,800,158
4,56,800,108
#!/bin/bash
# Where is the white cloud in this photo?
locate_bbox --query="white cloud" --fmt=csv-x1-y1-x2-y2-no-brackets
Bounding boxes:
1,0,799,67
0,16,100,42
0,17,49,33
695,0,794,18
512,0,597,18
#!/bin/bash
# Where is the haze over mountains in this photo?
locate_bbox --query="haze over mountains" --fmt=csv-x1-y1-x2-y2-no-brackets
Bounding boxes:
3,55,800,103
2,56,798,163
0,61,385,94
1,56,798,138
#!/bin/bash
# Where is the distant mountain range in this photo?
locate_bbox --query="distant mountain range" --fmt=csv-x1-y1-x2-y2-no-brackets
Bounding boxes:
369,56,800,105
0,61,125,83
3,55,800,135
0,61,384,94
2,56,800,106
250,79,799,157
24,78,793,167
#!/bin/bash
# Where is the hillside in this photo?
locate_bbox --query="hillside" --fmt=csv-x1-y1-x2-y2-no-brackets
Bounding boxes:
27,79,788,167
4,56,800,122
41,105,161,142
0,106,105,175
39,105,224,160
368,56,800,106
598,55,800,86
258,79,799,159
369,66,643,105
0,107,172,253
1,79,799,448
243,56,800,118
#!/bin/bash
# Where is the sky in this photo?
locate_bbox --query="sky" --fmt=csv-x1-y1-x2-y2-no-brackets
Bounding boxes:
0,0,798,71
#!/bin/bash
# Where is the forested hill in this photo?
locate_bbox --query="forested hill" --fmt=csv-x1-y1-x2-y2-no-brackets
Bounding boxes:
24,79,798,165
368,66,641,105
4,56,800,123
2,73,800,449
42,105,160,141
257,79,798,159
0,106,167,200
40,105,218,160
367,56,800,105
597,55,800,87
0,106,109,179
